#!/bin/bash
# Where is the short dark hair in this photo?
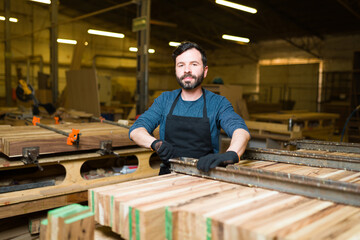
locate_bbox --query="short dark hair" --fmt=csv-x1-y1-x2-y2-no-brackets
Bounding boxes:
172,41,207,66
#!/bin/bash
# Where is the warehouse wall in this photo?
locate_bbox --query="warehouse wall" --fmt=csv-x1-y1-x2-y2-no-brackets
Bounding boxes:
1,1,360,111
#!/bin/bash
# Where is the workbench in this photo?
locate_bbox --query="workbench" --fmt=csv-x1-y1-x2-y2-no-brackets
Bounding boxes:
0,122,159,219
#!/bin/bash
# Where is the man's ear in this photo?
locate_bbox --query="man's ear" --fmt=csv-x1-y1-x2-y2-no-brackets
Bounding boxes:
204,66,209,78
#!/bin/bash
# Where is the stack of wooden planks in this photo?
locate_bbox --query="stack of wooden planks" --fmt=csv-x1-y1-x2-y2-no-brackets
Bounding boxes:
245,120,302,141
250,111,340,141
89,166,360,239
0,122,135,157
40,203,94,240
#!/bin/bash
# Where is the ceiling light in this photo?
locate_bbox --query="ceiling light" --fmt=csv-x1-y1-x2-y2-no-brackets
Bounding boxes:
88,29,124,38
57,38,77,45
169,41,181,47
215,0,257,14
0,16,18,23
29,0,51,4
129,47,138,52
129,47,155,54
222,34,250,43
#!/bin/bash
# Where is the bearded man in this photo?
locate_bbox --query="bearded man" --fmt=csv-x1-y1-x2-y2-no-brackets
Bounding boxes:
129,41,250,175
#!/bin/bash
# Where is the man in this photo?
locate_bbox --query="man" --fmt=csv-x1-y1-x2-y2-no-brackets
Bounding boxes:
129,41,250,175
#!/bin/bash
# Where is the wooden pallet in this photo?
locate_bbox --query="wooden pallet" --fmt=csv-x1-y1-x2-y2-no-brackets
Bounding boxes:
89,160,360,239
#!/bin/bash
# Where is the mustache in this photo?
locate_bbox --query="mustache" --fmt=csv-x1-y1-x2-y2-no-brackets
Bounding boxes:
180,73,197,80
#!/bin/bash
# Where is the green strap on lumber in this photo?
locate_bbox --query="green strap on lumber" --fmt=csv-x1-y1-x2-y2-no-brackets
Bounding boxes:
91,190,95,213
206,217,212,240
64,211,94,224
110,195,114,228
41,219,48,226
165,207,173,240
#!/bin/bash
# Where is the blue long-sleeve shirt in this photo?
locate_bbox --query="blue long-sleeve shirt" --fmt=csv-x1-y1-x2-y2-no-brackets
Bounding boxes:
129,88,249,153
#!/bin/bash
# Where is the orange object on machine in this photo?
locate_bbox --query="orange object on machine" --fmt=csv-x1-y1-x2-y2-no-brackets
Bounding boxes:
54,116,59,124
67,129,80,146
32,116,40,126
99,116,105,123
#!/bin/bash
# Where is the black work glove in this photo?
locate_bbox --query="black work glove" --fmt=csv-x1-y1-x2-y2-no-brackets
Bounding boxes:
151,140,174,164
197,151,239,172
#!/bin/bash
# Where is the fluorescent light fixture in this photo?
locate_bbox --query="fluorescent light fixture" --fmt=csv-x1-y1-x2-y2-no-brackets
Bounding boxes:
29,0,51,4
216,0,257,14
0,16,18,23
129,47,138,52
88,29,124,38
222,34,250,43
169,41,181,47
57,38,77,45
129,47,155,53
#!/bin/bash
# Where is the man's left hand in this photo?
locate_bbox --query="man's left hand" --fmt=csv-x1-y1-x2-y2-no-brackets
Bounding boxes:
196,151,239,172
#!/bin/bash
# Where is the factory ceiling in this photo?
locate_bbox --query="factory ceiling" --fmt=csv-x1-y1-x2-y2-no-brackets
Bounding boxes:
58,0,360,55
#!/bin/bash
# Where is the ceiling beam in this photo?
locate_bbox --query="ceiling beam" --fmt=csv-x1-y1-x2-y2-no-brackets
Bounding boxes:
337,0,360,20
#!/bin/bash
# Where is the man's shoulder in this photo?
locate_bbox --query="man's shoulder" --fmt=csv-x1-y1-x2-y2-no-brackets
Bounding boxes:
154,89,181,104
204,88,226,101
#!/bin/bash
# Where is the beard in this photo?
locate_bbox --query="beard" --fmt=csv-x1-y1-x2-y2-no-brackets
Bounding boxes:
176,72,205,90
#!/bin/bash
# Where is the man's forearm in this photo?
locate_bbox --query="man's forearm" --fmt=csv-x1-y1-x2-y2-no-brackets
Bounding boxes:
129,127,157,149
226,128,251,157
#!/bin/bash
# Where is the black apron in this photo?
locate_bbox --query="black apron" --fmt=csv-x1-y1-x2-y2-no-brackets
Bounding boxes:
160,89,213,175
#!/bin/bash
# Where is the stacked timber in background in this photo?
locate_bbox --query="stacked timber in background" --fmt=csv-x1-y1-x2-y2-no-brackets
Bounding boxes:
250,111,340,141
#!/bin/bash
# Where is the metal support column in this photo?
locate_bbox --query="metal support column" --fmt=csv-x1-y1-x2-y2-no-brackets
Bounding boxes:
4,0,12,106
50,0,59,104
135,0,151,115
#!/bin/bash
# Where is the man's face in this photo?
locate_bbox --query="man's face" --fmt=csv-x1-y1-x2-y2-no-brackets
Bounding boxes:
175,48,208,90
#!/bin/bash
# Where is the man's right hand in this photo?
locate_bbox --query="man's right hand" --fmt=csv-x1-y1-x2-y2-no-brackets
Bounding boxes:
151,140,174,164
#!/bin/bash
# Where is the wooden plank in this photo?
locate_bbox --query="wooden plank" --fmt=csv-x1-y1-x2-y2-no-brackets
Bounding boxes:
0,191,88,219
124,179,237,240
90,174,240,239
65,69,101,117
92,173,360,239
91,150,360,240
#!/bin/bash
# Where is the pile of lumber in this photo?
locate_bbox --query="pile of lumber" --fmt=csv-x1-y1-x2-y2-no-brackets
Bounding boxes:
250,111,339,141
40,203,94,240
89,172,360,239
245,120,302,140
0,122,135,157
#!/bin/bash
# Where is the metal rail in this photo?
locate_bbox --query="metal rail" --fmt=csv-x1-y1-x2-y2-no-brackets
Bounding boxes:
243,148,360,171
91,117,130,129
25,118,80,146
170,158,360,207
290,139,360,154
